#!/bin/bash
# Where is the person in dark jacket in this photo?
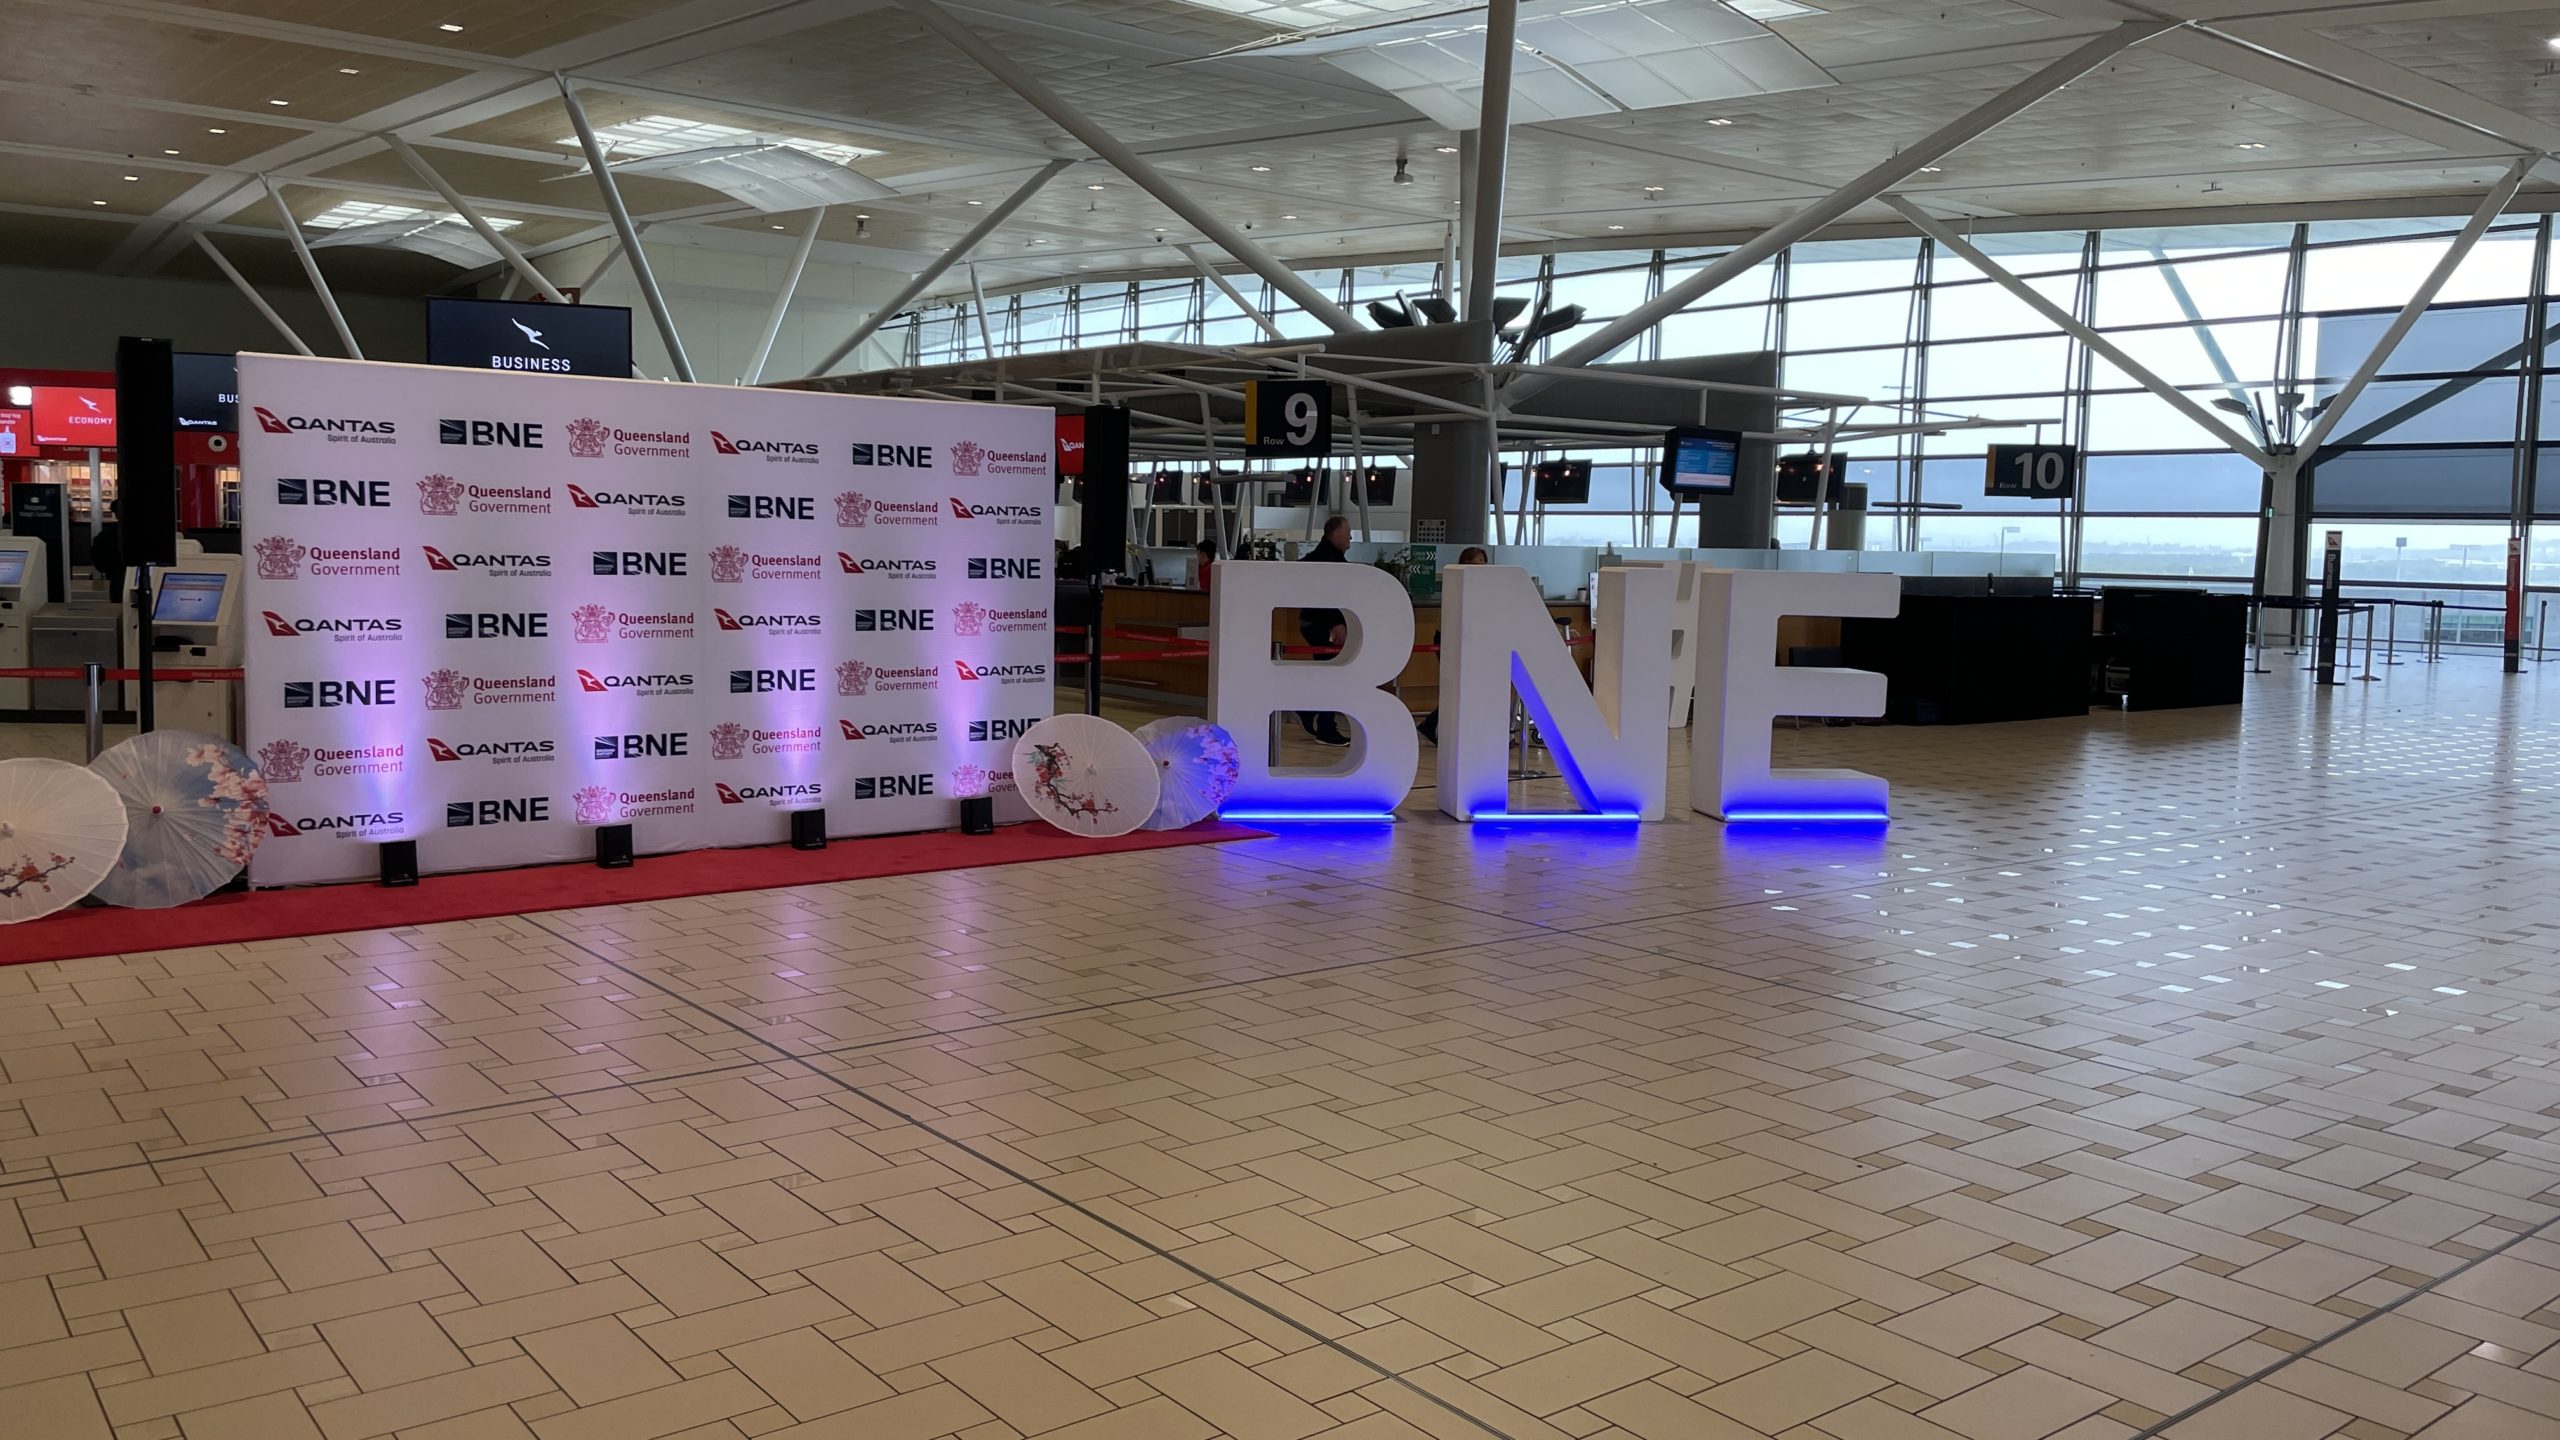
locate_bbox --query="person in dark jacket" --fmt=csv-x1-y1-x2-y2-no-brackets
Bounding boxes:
88,501,125,604
1296,516,1352,747
1416,546,1489,745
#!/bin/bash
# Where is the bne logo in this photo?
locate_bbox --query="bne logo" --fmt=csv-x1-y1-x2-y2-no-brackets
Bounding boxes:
593,733,688,760
726,494,815,520
968,717,1037,742
444,797,551,827
593,551,687,577
848,442,932,467
967,557,1041,580
445,612,547,640
852,775,935,799
277,478,389,507
438,418,543,448
853,608,933,632
729,668,817,693
283,679,395,708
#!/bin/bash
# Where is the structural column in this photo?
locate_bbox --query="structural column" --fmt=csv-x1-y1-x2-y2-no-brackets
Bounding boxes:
557,74,695,381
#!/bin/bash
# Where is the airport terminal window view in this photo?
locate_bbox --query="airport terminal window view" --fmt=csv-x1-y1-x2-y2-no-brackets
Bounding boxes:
900,215,2560,631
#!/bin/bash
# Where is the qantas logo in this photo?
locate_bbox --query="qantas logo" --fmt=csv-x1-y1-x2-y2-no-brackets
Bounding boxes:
567,483,686,513
712,609,821,633
710,431,821,462
838,720,938,741
423,546,551,575
716,781,823,805
253,407,395,442
261,611,400,639
575,669,694,694
426,737,555,763
838,554,936,577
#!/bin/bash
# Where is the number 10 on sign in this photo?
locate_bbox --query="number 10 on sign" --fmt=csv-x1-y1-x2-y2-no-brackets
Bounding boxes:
1985,443,2077,498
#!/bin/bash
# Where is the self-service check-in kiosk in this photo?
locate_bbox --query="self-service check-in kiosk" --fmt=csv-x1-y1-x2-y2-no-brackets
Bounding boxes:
121,555,243,739
0,537,41,711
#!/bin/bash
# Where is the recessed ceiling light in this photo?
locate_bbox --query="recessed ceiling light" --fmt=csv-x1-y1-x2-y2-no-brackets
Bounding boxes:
1434,145,1459,153
1917,165,1942,173
1643,185,1664,192
122,175,138,181
268,99,289,106
1607,224,1625,230
2548,34,2559,49
1249,164,1271,172
207,127,226,134
1281,213,1297,219
965,199,984,205
91,199,106,206
339,67,360,74
163,149,179,155
1086,183,1105,190
1706,117,1735,126
2236,141,2267,149
770,223,785,229
438,22,464,32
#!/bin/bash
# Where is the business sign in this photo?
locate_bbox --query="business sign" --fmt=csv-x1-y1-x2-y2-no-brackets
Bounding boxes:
241,353,1051,886
425,297,634,378
174,352,239,432
31,386,116,446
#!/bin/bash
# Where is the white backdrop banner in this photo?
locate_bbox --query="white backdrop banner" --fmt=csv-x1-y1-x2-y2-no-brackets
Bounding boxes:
241,355,1053,886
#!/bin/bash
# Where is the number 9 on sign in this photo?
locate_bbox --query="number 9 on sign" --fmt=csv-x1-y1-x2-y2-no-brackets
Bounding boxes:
1985,443,2077,498
1244,379,1334,457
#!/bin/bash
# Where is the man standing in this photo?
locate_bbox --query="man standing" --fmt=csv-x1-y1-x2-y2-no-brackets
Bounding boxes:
1295,516,1352,747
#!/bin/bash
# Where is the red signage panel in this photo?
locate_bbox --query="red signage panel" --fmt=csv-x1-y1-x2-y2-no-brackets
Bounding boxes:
31,386,116,447
1055,413,1084,477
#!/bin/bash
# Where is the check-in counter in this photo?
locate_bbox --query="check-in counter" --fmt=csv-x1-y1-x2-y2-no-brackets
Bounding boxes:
1096,585,1591,711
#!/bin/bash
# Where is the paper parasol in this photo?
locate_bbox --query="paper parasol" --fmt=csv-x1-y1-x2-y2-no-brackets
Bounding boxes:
0,758,128,923
88,730,273,909
1133,717,1240,831
1011,714,1160,839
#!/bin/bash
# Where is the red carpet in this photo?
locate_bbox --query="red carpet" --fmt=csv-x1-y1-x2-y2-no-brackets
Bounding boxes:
3,821,1267,967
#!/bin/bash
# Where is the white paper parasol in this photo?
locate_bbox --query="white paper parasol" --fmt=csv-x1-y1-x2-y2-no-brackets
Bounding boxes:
88,730,273,909
1012,715,1161,839
1133,717,1240,831
0,758,128,923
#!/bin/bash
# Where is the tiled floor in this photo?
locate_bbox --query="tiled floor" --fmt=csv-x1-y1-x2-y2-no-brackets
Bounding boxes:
8,658,2560,1440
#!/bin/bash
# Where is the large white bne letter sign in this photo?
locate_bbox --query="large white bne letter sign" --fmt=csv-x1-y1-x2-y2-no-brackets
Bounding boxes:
1659,561,1703,727
1208,560,1417,816
1441,565,1673,820
1690,570,1898,820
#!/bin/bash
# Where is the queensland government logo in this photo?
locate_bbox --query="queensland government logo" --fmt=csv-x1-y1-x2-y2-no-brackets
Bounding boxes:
564,418,689,459
573,784,695,823
709,723,748,760
417,474,464,516
949,440,982,477
424,669,556,708
708,545,820,582
838,490,937,527
255,537,307,580
834,491,871,528
258,740,309,782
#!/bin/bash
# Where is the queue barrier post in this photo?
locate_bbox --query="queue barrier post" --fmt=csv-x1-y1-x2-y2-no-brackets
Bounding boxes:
83,663,103,761
2357,604,2378,682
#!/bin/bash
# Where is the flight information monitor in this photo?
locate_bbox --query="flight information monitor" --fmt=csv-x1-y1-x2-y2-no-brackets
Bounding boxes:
1662,426,1741,496
154,571,227,625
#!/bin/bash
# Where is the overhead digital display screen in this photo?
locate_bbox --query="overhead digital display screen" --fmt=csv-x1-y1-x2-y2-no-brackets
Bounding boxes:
32,386,116,447
1662,426,1739,496
173,352,239,432
425,297,633,377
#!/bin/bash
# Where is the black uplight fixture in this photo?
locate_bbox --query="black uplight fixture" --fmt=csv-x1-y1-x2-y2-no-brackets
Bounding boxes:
790,808,827,851
596,824,634,869
1367,298,1416,328
1505,303,1588,362
1412,295,1457,324
378,840,418,888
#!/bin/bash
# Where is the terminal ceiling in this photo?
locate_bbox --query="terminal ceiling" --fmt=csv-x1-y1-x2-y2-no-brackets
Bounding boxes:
7,0,2560,315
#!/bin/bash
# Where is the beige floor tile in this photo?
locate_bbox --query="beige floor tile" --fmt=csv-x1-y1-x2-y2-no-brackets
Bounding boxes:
12,666,2560,1440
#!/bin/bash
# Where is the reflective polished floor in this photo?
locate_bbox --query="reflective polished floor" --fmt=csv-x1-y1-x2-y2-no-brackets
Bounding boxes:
6,658,2560,1440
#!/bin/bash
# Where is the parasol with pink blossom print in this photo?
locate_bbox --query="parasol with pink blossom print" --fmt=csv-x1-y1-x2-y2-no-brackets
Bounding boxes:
1010,714,1159,839
88,730,274,909
0,758,127,923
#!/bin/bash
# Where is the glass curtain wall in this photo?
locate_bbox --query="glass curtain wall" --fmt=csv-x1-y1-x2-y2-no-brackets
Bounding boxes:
885,213,2560,628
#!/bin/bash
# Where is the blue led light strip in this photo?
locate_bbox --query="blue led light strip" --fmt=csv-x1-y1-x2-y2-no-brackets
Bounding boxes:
1221,811,1401,823
1720,810,1890,823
